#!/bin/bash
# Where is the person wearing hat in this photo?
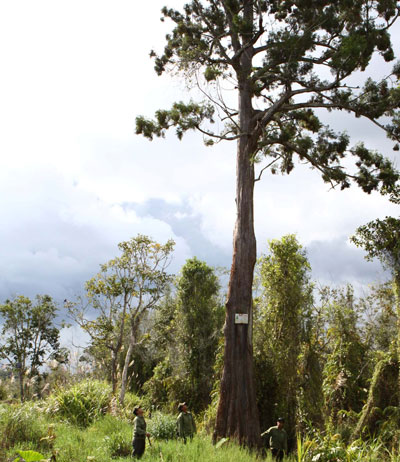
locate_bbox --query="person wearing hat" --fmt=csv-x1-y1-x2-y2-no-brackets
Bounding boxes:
176,402,196,443
132,406,150,459
261,417,288,461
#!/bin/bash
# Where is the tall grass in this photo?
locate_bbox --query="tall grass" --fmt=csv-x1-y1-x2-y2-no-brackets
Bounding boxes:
0,402,48,451
2,401,400,462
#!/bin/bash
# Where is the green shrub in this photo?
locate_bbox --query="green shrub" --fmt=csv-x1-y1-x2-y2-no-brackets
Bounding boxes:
45,380,112,427
148,411,177,440
104,432,131,458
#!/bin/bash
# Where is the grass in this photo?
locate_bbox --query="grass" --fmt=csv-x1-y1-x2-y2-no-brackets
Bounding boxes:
0,408,276,462
1,401,400,462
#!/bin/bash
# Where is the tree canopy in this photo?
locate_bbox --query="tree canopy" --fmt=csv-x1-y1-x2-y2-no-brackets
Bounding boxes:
137,0,400,193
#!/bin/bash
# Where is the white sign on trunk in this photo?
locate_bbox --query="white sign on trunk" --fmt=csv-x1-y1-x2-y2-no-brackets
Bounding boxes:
235,313,248,324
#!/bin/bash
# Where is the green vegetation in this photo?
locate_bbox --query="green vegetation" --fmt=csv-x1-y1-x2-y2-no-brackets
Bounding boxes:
2,233,400,459
2,396,400,461
44,380,112,427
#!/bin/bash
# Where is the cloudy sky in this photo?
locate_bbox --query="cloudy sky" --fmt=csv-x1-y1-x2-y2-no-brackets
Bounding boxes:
1,0,399,323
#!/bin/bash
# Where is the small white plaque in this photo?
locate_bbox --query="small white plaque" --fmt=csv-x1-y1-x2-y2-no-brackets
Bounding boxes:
235,313,248,324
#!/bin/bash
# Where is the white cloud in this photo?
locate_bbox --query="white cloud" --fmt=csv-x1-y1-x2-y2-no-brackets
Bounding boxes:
0,0,398,310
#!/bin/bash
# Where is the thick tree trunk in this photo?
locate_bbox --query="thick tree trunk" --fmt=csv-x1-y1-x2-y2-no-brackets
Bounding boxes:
214,41,260,446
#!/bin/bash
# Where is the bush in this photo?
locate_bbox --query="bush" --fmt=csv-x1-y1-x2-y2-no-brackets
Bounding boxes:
148,411,177,440
45,380,112,427
104,432,131,458
0,403,47,450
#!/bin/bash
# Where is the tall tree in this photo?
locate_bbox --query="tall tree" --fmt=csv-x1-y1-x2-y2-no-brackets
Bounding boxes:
136,0,400,446
0,295,64,401
118,235,174,404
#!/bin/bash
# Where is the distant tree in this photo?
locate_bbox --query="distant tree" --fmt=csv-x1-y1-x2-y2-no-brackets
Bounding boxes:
0,295,65,401
136,0,400,446
254,235,316,440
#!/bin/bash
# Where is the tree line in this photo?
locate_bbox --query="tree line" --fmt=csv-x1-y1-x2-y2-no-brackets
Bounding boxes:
1,231,400,451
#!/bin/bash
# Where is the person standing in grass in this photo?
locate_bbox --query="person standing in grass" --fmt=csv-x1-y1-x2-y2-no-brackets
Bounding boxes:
132,406,150,459
176,402,196,443
261,417,288,461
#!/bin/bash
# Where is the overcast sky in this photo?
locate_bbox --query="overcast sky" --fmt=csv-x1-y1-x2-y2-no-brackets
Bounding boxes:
1,0,399,328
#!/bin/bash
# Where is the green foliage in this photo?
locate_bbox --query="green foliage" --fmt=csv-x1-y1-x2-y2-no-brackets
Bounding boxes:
137,0,400,193
359,282,397,355
45,380,111,427
0,382,8,401
4,397,400,461
297,429,389,462
351,217,400,275
137,0,400,445
175,258,224,412
320,286,369,427
254,235,317,433
120,391,141,419
136,101,215,140
147,411,177,440
143,258,224,414
69,234,175,401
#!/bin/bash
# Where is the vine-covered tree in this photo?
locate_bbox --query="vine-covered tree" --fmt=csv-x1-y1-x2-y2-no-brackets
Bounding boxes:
136,0,400,446
319,286,369,427
176,257,224,412
0,295,65,402
254,235,315,441
352,214,400,404
143,259,224,412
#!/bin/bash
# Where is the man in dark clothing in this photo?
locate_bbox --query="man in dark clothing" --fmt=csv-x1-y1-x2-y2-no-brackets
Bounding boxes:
132,406,150,459
176,402,196,443
261,417,288,461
